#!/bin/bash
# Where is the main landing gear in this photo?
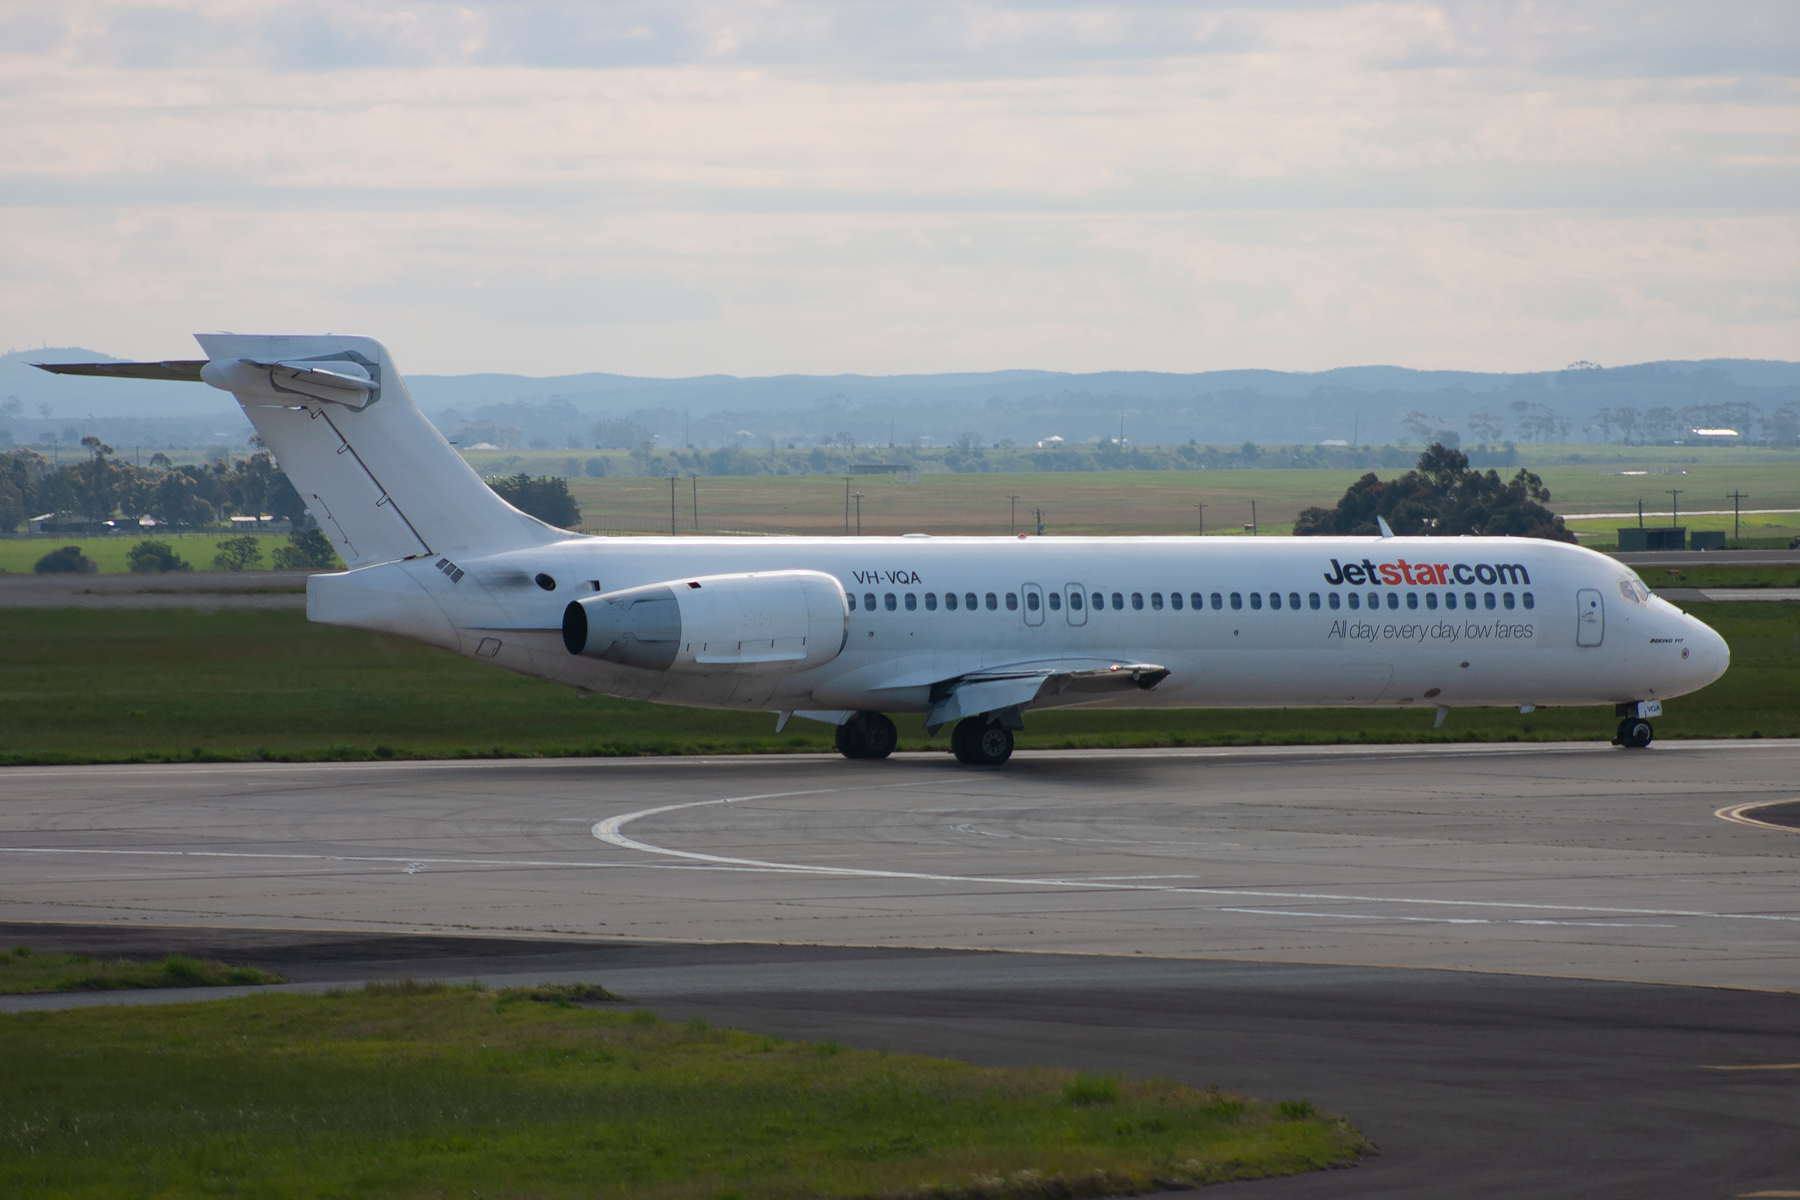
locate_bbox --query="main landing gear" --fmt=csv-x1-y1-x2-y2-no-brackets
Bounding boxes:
951,717,1014,766
835,711,897,760
1613,717,1654,749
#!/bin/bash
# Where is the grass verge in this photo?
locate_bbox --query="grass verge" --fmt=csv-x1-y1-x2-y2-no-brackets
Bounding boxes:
0,984,1369,1199
0,603,1793,766
0,944,284,994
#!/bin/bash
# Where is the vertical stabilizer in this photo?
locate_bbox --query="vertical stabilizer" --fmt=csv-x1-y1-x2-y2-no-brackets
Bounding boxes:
195,334,565,567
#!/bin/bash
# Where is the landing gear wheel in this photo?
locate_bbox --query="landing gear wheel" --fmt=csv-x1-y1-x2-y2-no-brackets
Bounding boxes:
836,711,897,760
1613,717,1654,749
952,718,1013,766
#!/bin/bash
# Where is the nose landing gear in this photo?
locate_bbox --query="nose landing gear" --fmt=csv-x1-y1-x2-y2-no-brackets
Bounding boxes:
835,711,898,760
1613,717,1654,749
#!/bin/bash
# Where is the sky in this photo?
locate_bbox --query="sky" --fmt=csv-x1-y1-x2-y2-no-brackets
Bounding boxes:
1,0,1795,378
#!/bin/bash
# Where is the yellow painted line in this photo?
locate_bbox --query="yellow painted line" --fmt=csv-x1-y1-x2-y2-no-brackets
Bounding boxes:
1703,1063,1800,1072
1714,800,1800,834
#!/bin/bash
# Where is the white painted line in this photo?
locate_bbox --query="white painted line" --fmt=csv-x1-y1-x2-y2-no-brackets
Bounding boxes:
1715,800,1800,834
592,792,1800,925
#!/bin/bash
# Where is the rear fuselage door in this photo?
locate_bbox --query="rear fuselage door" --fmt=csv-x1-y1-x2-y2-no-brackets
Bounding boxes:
1576,588,1604,646
1022,582,1044,626
1064,583,1087,626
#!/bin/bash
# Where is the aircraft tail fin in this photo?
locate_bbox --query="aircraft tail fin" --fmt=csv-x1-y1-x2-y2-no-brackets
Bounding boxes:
192,334,567,568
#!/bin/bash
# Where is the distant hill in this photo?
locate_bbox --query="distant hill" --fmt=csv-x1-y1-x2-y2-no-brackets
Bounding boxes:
4,345,1795,452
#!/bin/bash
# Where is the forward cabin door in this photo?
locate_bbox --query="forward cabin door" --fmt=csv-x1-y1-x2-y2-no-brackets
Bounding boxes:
1576,588,1604,647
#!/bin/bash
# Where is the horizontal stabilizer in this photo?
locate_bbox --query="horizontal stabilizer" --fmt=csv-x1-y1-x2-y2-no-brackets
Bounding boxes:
33,360,207,382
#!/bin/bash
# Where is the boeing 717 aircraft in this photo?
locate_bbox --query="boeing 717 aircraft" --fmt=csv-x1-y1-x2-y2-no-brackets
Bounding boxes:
40,335,1729,765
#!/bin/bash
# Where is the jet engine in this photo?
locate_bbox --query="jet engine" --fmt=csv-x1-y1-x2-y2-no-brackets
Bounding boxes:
562,569,848,674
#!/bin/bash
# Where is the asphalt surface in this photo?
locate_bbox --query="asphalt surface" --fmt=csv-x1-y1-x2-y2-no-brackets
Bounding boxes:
2,923,1796,1200
4,743,1797,1197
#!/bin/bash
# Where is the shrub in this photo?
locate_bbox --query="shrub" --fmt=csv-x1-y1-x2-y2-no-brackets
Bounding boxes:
211,535,265,571
126,539,191,573
33,545,96,574
486,473,581,528
270,528,342,570
1064,1073,1121,1106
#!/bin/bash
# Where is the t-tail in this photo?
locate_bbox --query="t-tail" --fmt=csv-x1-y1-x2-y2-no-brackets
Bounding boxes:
43,334,565,567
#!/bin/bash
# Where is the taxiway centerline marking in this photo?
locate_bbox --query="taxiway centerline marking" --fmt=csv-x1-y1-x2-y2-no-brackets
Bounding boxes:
592,792,1800,924
1715,800,1800,834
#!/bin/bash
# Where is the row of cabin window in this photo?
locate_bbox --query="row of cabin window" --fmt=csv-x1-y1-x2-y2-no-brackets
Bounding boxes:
847,589,1536,614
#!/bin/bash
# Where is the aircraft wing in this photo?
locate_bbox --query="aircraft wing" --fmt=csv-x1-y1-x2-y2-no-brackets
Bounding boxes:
922,659,1169,733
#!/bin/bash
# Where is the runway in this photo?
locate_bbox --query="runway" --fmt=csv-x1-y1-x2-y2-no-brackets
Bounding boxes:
5,742,1798,1197
3,741,1796,989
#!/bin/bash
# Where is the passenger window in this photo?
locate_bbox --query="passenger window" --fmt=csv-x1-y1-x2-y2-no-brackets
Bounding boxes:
1150,592,1163,610
1309,592,1321,610
966,592,979,610
1005,592,1018,611
1386,593,1398,610
1289,592,1301,610
1523,592,1535,609
1426,592,1438,610
925,592,938,611
1191,592,1204,610
1445,592,1457,610
1230,592,1243,610
1464,591,1476,609
945,592,958,610
1406,592,1418,610
1328,592,1340,610
1092,592,1104,610
1070,591,1083,610
1211,592,1223,610
1048,592,1061,611
1171,592,1183,610
1369,592,1381,609
1348,593,1360,610
985,592,998,611
1267,592,1280,610
847,593,857,611
905,592,917,611
1131,593,1144,610
1484,592,1496,610
1026,592,1040,611
864,593,876,611
885,593,897,611
1111,593,1124,610
1503,592,1515,610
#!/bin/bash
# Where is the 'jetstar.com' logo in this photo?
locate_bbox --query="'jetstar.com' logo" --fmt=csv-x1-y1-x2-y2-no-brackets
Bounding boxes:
1322,557,1531,587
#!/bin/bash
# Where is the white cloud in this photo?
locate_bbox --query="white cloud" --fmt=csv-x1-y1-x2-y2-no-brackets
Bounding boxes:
0,1,1793,373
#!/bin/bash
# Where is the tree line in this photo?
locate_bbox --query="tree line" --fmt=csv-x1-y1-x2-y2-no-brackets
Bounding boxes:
0,442,307,532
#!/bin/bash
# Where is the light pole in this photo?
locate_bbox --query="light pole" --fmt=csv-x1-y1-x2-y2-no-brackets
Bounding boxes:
689,473,699,532
1667,488,1682,528
844,477,851,535
1009,494,1020,534
1249,499,1259,536
1726,490,1747,541
853,491,864,535
1034,507,1045,536
668,475,677,536
1193,502,1205,536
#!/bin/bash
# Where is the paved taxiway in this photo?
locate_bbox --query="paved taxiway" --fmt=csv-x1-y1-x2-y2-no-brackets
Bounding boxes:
3,741,1796,989
4,743,1798,1198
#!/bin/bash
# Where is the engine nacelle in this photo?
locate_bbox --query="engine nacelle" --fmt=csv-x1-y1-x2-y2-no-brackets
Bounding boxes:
562,569,848,675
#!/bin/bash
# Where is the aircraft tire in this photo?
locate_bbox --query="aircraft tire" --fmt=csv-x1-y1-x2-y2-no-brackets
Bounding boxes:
966,722,1014,766
1617,718,1654,749
950,717,981,763
839,711,897,760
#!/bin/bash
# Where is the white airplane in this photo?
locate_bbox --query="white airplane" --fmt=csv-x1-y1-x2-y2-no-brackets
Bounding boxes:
41,335,1730,764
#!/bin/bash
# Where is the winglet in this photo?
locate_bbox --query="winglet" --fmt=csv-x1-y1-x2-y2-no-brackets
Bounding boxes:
1377,516,1395,538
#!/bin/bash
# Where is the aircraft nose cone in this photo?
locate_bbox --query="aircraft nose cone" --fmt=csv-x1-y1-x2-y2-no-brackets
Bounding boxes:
1691,616,1730,685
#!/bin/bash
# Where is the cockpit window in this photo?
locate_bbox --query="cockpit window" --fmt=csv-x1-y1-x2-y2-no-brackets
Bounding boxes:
1617,578,1649,605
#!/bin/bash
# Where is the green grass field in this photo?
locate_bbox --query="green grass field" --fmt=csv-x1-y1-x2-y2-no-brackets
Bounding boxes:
0,532,295,576
0,945,283,994
0,984,1367,1199
0,603,1792,766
